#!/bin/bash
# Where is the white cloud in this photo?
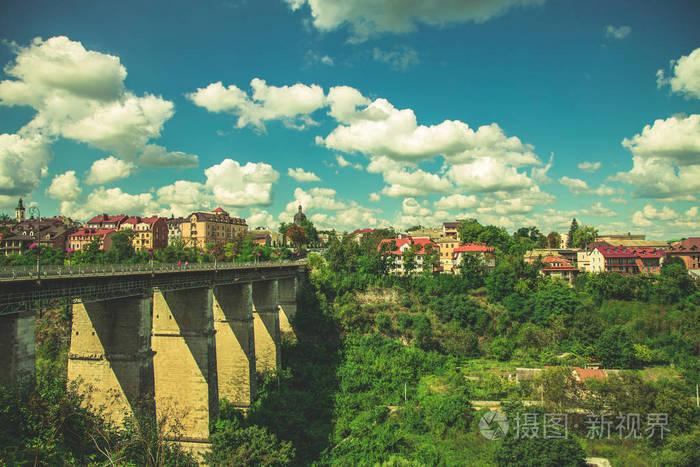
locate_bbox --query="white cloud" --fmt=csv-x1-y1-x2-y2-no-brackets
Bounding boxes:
580,201,617,218
559,176,621,197
434,194,478,211
247,208,275,229
138,144,198,168
531,153,553,183
205,158,280,207
605,25,631,40
336,154,363,170
0,132,52,197
284,0,546,42
369,192,381,202
156,180,211,217
288,167,321,182
372,46,419,71
612,114,700,198
46,170,81,201
304,50,335,67
60,187,160,220
381,167,453,197
186,78,326,132
447,158,533,192
393,197,453,230
657,47,700,100
85,156,136,184
578,161,601,173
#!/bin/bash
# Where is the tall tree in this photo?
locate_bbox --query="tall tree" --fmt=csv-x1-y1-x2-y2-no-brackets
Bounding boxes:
285,223,308,252
457,218,484,243
567,218,579,248
546,231,562,249
571,225,598,248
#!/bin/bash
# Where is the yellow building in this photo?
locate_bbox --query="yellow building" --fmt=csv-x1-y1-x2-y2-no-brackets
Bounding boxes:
181,207,248,249
436,237,461,273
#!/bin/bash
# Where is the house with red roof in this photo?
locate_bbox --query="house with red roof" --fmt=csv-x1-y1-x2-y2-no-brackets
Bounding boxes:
452,243,496,273
578,243,665,274
540,255,578,283
68,228,117,252
86,213,129,229
665,237,700,271
378,236,438,275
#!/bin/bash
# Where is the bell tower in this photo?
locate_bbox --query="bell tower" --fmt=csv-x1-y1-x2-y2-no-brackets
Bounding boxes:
15,198,25,223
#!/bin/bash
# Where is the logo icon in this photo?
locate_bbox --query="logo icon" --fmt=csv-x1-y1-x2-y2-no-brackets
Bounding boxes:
479,410,509,440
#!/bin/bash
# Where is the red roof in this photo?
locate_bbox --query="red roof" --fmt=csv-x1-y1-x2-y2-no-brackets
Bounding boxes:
540,255,577,271
596,245,664,259
573,367,606,382
69,227,115,238
122,216,161,226
212,207,225,213
87,213,128,226
347,228,375,236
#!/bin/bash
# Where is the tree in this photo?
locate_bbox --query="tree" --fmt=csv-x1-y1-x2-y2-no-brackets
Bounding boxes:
595,326,635,368
566,218,579,248
421,243,439,276
485,261,518,302
105,230,136,262
285,223,308,252
298,218,318,245
459,253,486,288
571,225,597,248
402,245,418,275
457,218,484,243
546,231,562,249
478,225,514,253
494,434,586,467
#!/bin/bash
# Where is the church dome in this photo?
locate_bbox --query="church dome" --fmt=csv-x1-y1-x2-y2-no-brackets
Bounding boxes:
293,205,307,225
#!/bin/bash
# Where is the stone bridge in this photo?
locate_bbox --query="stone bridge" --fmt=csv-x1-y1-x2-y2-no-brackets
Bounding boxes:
0,260,306,454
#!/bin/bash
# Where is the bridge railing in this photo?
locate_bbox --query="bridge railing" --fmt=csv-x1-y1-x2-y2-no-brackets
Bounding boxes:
0,260,306,280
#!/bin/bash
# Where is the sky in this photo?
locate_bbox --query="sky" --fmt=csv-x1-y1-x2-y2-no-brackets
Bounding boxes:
0,0,699,239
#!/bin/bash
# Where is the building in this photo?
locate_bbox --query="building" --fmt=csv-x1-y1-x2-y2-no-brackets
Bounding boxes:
540,255,578,283
293,205,307,225
525,249,579,267
665,237,700,271
408,227,444,241
166,216,187,245
317,230,343,245
596,234,668,249
119,216,168,251
436,237,461,273
443,221,460,239
251,228,285,247
12,216,77,251
67,228,116,252
346,228,375,244
180,207,247,249
0,233,34,255
452,243,496,272
378,236,439,275
86,213,129,229
15,198,25,223
578,243,665,274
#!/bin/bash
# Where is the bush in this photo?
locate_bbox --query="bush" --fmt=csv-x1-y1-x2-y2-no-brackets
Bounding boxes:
375,312,392,334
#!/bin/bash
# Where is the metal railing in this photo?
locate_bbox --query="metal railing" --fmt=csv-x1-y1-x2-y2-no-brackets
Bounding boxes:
0,260,306,281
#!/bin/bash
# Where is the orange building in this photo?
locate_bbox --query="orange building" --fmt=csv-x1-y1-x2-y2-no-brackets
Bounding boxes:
665,237,700,271
540,255,578,283
118,216,168,250
181,207,247,249
67,228,116,252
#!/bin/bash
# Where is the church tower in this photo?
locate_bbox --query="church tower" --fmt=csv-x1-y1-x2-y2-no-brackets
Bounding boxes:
15,198,25,223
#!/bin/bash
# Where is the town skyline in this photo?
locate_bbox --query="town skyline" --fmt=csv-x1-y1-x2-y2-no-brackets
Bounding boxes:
1,0,699,238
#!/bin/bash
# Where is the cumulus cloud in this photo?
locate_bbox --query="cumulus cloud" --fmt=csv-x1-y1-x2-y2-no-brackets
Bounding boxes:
138,144,198,167
85,156,136,184
304,50,334,67
434,194,478,211
156,180,211,217
578,161,601,173
612,114,700,199
247,208,275,228
288,167,321,182
559,176,621,197
447,158,533,192
0,132,52,197
60,187,160,220
186,78,326,131
205,158,280,207
46,170,81,201
393,197,452,229
632,204,680,227
336,154,363,170
657,47,700,99
580,201,617,218
284,0,546,42
605,25,631,40
372,46,419,71
0,36,190,166
381,167,453,198
369,192,381,202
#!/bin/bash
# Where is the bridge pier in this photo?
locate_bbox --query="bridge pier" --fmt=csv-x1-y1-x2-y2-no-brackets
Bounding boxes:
277,276,298,337
212,283,256,408
67,296,152,426
252,280,280,374
0,311,35,386
152,287,217,449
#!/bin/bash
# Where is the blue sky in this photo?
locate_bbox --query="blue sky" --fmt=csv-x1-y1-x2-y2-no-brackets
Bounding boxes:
1,0,699,238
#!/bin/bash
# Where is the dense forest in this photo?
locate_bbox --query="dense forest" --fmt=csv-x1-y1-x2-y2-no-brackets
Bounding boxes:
1,222,699,466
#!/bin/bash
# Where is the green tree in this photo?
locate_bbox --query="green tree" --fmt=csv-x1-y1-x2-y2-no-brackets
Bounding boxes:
457,218,484,243
285,223,308,252
546,231,562,249
494,435,586,467
485,261,518,302
571,225,598,248
402,245,418,275
595,325,635,368
566,218,579,248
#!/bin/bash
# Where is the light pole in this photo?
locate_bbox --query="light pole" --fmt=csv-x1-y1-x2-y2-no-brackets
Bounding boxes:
28,206,40,277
